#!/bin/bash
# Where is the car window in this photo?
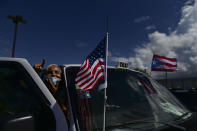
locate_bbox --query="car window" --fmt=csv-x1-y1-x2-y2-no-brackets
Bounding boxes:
0,61,56,131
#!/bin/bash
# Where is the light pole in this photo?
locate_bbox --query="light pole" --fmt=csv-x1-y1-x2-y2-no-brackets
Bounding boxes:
8,15,27,57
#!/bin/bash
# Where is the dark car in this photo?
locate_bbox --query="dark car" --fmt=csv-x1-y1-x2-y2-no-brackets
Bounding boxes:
65,65,196,131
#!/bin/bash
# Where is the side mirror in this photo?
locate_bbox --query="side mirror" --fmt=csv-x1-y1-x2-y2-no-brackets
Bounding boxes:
0,113,34,131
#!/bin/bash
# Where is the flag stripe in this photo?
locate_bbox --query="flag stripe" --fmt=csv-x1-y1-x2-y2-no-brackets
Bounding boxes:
76,67,91,82
153,54,177,62
92,60,104,75
81,73,104,90
91,59,104,74
76,65,91,82
91,58,104,69
84,75,104,91
77,59,89,77
79,68,104,89
78,59,88,73
162,62,177,67
76,61,104,86
162,65,177,70
76,71,91,84
160,59,177,65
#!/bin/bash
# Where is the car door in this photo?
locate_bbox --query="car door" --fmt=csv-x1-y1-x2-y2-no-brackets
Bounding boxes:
0,61,57,131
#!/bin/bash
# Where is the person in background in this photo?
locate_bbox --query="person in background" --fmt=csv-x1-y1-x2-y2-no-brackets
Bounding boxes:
33,58,70,124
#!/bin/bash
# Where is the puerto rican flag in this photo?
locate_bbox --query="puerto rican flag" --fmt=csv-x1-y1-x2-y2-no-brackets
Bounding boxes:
151,54,177,72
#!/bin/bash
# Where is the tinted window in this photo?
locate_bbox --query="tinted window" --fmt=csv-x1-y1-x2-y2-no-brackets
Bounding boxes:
0,61,56,131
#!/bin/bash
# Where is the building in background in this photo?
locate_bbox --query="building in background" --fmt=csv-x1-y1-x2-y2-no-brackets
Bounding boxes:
157,77,197,90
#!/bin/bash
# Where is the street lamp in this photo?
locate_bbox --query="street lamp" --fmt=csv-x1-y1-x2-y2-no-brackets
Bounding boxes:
8,15,27,57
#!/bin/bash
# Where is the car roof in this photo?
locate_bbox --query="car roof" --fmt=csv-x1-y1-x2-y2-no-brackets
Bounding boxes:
0,57,27,62
62,64,144,75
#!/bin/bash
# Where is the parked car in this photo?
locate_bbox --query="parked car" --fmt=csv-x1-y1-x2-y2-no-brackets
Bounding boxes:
0,57,196,131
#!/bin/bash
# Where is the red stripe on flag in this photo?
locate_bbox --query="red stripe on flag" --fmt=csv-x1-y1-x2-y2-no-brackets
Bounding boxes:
84,75,104,90
78,59,88,73
76,71,91,83
92,62,104,76
154,54,177,62
162,62,177,67
76,64,90,78
78,68,104,88
92,64,103,75
98,60,104,65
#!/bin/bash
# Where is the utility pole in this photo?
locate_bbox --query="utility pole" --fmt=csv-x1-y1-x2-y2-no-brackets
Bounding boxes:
8,15,27,57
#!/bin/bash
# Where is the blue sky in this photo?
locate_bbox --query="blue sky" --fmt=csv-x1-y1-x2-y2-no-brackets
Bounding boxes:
0,0,194,77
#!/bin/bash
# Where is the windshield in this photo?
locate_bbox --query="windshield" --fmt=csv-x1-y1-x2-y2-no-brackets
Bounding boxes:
65,67,191,131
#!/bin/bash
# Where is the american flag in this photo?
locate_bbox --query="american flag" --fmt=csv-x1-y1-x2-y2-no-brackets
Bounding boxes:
151,54,177,72
75,37,106,91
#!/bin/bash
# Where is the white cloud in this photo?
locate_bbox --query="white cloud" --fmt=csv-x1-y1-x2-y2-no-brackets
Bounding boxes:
111,57,128,63
112,1,197,78
185,0,194,5
109,50,128,62
134,16,150,23
189,56,197,64
146,25,156,30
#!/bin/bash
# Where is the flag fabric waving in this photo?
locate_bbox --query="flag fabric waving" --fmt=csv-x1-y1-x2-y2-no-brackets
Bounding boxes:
75,37,106,91
151,54,177,72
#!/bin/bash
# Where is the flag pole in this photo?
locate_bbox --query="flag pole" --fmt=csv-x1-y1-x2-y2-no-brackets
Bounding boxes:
150,54,153,77
103,16,109,131
165,71,168,88
150,53,155,77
